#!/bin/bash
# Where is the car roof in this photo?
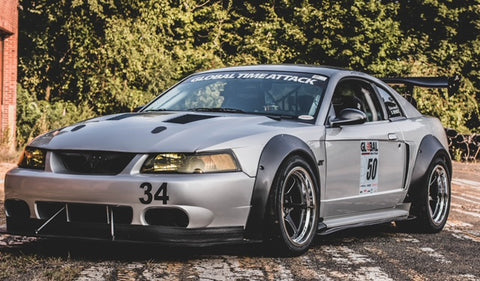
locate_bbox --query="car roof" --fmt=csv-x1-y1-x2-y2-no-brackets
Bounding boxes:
198,64,347,78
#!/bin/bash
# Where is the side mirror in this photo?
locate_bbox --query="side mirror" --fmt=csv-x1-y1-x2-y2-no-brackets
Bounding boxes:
331,108,367,127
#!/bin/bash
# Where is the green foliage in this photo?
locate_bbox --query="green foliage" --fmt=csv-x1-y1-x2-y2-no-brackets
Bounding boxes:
16,86,95,147
398,0,480,132
16,0,480,146
415,87,477,133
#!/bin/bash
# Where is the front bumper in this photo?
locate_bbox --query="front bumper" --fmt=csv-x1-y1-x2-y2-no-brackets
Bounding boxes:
4,217,246,246
4,167,256,244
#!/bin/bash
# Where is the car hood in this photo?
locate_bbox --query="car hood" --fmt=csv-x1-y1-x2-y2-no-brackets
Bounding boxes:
29,112,311,153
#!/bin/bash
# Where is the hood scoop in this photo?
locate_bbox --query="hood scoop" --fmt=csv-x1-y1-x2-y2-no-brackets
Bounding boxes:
165,114,218,124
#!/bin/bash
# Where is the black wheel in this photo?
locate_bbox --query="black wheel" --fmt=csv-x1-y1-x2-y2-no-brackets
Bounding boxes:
265,155,319,256
405,156,451,233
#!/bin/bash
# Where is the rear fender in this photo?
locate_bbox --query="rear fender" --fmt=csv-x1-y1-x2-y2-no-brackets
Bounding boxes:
406,134,452,201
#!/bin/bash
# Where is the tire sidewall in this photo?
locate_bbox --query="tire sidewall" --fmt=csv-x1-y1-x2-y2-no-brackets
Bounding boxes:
418,157,451,232
270,155,319,254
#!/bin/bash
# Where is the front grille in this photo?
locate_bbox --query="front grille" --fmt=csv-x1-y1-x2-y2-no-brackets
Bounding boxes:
56,151,135,175
36,202,133,224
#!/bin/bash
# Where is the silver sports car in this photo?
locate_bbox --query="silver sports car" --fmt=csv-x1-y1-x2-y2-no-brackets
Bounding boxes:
4,65,451,255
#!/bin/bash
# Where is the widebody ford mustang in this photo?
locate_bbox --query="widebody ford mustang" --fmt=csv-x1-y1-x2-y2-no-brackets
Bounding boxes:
4,65,451,255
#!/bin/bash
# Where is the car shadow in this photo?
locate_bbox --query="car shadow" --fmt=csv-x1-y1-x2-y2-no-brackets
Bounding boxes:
0,222,404,261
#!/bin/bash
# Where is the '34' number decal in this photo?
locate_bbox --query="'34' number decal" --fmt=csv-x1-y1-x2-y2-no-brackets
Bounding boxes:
139,182,169,204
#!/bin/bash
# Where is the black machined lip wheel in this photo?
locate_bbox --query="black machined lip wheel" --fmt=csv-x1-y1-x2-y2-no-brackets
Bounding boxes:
280,166,317,246
428,164,450,226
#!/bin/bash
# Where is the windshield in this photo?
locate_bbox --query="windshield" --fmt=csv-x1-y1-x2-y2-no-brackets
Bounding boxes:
143,71,328,121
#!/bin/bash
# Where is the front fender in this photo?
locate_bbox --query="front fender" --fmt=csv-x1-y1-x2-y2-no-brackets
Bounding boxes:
244,134,319,240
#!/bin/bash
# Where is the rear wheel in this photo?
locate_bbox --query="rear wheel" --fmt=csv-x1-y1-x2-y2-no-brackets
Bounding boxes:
265,156,319,255
402,157,451,233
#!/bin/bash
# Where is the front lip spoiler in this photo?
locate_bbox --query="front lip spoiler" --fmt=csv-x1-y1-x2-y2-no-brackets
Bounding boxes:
2,218,249,247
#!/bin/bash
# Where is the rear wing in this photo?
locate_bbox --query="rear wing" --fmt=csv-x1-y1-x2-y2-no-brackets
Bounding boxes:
381,76,460,95
380,76,460,106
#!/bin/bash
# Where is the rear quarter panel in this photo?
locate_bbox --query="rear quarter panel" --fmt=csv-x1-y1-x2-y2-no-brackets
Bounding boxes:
401,116,449,190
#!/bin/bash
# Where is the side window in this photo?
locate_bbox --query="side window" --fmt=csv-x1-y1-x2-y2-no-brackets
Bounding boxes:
376,86,404,118
332,79,384,122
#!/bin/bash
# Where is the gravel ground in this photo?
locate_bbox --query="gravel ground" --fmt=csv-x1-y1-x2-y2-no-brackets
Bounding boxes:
0,162,479,281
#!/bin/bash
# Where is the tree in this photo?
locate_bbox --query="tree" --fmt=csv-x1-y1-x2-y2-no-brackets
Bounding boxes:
398,0,480,132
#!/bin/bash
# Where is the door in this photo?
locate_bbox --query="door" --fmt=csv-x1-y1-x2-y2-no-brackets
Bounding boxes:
323,78,408,217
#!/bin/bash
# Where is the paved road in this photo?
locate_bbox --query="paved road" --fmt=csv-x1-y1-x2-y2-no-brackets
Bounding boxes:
1,163,479,280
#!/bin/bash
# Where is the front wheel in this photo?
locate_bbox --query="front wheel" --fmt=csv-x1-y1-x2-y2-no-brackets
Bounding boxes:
265,156,319,255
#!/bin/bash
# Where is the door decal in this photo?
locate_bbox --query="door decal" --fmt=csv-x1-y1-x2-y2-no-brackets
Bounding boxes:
360,141,379,194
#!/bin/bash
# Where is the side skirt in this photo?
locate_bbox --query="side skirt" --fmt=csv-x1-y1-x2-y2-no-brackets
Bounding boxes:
317,203,411,235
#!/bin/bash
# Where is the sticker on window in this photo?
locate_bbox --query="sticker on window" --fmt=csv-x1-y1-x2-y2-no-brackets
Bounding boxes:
188,72,327,86
360,141,379,194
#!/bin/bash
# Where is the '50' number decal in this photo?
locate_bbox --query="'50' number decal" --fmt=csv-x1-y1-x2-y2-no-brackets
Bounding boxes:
139,182,169,204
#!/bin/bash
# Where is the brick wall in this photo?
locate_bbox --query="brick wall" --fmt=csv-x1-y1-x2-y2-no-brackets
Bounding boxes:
0,0,19,147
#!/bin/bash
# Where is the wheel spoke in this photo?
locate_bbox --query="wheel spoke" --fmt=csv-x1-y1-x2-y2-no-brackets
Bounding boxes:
284,213,299,237
285,177,296,196
429,172,438,187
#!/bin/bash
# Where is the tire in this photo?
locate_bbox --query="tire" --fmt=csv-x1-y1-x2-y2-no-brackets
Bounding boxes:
404,156,451,233
264,155,319,256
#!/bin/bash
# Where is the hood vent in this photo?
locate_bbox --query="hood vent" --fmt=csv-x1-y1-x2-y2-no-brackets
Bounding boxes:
165,114,217,124
151,126,167,134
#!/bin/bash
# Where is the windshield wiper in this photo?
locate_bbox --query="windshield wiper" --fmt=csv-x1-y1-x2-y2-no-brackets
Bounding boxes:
190,108,245,113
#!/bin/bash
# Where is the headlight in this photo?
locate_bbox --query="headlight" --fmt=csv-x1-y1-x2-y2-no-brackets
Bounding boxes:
18,147,46,170
141,151,240,174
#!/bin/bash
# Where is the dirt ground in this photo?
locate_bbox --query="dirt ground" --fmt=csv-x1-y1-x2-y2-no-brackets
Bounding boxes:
452,161,480,181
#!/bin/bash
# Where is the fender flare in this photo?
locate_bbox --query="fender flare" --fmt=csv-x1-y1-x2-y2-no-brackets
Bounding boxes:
244,134,320,240
406,134,452,201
